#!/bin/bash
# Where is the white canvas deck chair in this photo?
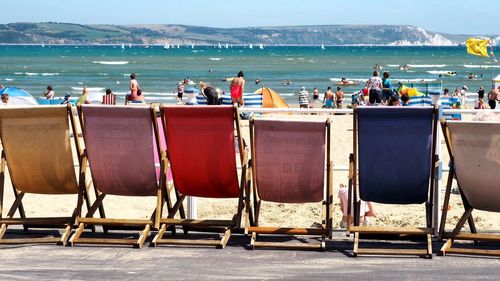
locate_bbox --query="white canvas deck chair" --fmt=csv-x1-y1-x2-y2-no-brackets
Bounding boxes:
439,120,500,257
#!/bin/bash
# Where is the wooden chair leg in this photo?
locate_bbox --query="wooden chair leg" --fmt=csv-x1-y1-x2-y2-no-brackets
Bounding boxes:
353,232,359,257
440,239,453,256
60,225,72,246
0,223,7,239
152,224,167,247
218,228,232,249
136,224,150,248
69,223,85,246
250,232,257,250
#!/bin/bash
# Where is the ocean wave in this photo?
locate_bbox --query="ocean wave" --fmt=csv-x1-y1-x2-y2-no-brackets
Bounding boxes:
208,58,222,61
394,78,437,82
14,72,23,75
407,64,447,68
71,87,105,92
5,78,14,81
278,93,295,96
42,73,59,76
93,61,129,65
427,70,454,75
329,78,366,82
99,73,108,76
386,64,400,67
25,72,39,76
463,64,500,69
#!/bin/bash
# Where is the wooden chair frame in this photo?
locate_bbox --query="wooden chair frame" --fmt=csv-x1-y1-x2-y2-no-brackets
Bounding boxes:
0,104,91,245
246,118,333,251
348,107,439,258
438,121,500,257
153,106,253,249
70,105,169,248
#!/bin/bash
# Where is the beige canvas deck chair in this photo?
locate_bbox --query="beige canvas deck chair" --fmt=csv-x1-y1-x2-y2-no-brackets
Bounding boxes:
0,105,89,245
439,120,500,257
71,105,167,248
152,105,252,249
349,107,438,258
247,118,333,250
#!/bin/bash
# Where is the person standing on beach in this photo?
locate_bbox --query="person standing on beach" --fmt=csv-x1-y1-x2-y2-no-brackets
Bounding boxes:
478,86,485,100
313,87,319,103
335,87,344,108
488,86,499,109
44,85,55,99
176,82,184,104
298,86,310,109
366,71,382,105
382,71,393,104
230,71,245,106
460,86,468,109
128,73,140,103
323,86,334,108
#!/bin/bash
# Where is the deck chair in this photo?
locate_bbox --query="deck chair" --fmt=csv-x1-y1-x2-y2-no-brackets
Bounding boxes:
247,118,333,250
349,107,438,258
0,105,89,245
102,93,117,105
70,104,167,248
152,105,252,248
439,120,500,256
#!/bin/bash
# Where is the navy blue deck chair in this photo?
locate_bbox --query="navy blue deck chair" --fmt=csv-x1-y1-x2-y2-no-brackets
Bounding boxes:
348,106,439,258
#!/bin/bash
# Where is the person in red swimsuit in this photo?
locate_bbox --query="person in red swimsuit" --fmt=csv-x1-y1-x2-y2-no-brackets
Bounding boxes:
230,71,245,106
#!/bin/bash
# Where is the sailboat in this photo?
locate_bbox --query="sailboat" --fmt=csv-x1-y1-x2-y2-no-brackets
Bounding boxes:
121,43,125,50
321,43,325,50
41,42,45,48
259,43,264,50
217,43,222,49
164,42,170,49
177,44,180,49
225,43,229,49
191,44,195,49
129,43,132,48
249,43,253,49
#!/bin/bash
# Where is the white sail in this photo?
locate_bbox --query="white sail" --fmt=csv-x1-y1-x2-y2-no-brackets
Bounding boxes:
321,43,325,50
225,43,229,49
191,44,195,49
259,43,264,49
41,42,45,48
249,43,253,49
217,43,222,49
164,42,170,49
129,43,132,48
121,43,125,49
177,44,180,49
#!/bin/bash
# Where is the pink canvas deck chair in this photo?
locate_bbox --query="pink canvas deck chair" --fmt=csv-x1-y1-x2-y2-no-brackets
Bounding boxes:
0,105,90,245
102,93,117,105
153,105,252,248
71,104,168,248
439,120,500,256
247,118,333,250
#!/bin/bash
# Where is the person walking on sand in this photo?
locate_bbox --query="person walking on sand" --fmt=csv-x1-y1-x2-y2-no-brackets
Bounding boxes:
230,70,245,106
335,86,344,108
128,73,140,103
323,86,334,108
488,86,499,109
44,85,55,99
298,86,311,109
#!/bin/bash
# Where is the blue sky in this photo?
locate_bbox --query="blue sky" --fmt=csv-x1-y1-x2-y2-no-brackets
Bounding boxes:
1,0,499,35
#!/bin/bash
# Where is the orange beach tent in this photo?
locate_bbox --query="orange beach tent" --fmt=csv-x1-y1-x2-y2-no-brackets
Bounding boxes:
254,87,289,108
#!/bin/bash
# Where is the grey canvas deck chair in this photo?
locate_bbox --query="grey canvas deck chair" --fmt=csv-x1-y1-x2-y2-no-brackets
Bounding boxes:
71,104,168,248
153,105,252,249
439,120,500,257
0,105,90,245
247,118,333,250
349,107,438,258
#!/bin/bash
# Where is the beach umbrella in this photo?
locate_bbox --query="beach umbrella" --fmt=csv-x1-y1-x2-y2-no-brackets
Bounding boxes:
0,87,38,105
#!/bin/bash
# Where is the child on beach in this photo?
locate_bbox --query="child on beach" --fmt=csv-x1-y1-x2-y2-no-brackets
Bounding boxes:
43,85,55,99
338,184,376,228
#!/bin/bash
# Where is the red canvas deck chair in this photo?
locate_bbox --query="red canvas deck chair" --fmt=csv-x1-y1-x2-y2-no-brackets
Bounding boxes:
71,104,168,248
247,118,333,250
349,107,438,258
102,93,117,105
153,105,252,248
439,120,500,257
0,105,90,245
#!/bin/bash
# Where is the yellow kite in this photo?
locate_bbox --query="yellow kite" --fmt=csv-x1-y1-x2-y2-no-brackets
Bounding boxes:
465,38,490,57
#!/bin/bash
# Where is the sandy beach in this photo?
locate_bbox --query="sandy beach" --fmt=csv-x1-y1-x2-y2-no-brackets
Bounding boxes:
1,106,497,235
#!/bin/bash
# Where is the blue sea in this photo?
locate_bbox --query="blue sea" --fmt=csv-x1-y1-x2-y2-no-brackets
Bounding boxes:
0,45,499,104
